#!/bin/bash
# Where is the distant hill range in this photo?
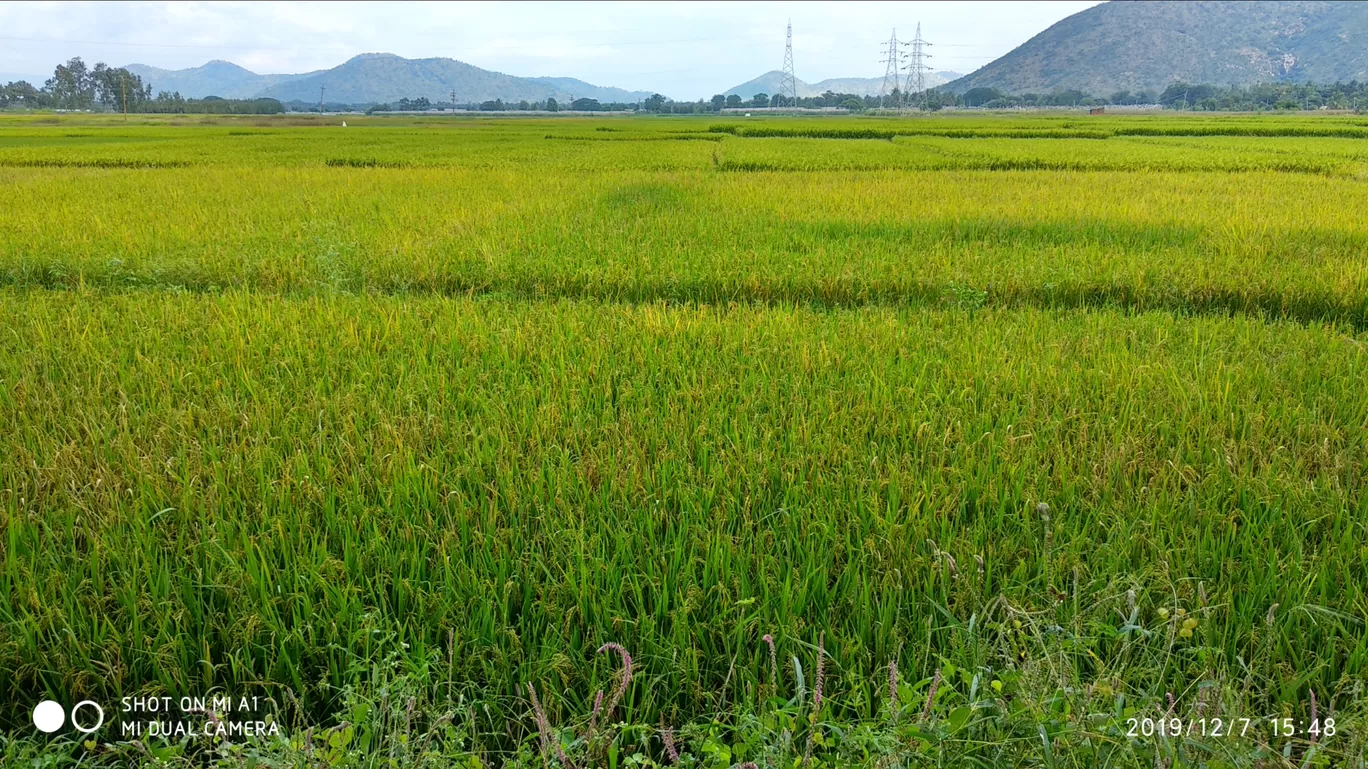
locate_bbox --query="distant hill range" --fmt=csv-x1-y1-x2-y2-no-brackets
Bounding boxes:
944,0,1368,95
723,70,961,99
125,60,320,99
124,53,654,105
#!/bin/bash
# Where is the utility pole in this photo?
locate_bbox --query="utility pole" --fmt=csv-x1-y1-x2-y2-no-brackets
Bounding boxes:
780,19,798,109
121,74,128,121
902,23,932,111
318,85,326,114
450,89,457,112
879,29,901,109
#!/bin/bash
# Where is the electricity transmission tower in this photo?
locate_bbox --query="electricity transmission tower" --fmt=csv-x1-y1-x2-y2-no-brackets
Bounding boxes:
318,85,326,114
780,20,798,108
902,23,932,111
879,29,901,109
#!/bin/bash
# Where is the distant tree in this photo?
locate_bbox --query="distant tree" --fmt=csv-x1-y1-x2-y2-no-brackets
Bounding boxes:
1049,89,1086,106
1159,83,1194,107
923,90,952,111
479,99,505,111
46,57,96,109
751,92,768,107
710,94,725,111
138,91,280,114
571,97,600,111
1189,84,1217,103
1,80,44,108
725,94,743,108
545,97,558,112
192,96,282,114
149,91,187,113
90,63,151,111
643,93,667,112
840,97,864,112
962,87,1003,107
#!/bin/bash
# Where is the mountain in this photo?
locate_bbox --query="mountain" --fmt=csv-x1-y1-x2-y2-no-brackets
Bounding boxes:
723,70,961,99
526,77,654,104
944,0,1368,95
262,54,653,104
123,54,654,105
125,60,319,99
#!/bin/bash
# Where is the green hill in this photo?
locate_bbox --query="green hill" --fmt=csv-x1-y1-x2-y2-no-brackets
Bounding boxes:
125,60,319,99
945,0,1368,95
125,54,653,105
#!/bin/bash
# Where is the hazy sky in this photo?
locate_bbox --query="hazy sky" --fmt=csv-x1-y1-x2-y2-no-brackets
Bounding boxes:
0,1,1103,99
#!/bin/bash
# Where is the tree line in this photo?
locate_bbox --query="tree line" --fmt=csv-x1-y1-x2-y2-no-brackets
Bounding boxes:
954,81,1368,111
606,83,1368,113
10,56,1365,115
277,80,1368,114
365,92,876,114
366,97,648,113
0,57,283,114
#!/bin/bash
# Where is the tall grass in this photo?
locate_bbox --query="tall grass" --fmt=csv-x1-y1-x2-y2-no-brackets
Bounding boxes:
4,291,1366,730
2,162,1365,325
1,112,1366,764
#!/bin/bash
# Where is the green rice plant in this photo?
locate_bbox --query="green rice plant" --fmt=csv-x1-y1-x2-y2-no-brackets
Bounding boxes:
1,111,1366,764
2,156,1365,325
3,290,1366,741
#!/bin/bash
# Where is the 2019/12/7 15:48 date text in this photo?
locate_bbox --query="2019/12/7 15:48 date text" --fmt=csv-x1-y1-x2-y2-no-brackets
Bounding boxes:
1127,717,1337,740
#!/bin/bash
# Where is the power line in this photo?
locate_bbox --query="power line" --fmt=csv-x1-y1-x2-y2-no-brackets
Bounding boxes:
780,19,798,107
879,29,901,109
902,23,932,111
